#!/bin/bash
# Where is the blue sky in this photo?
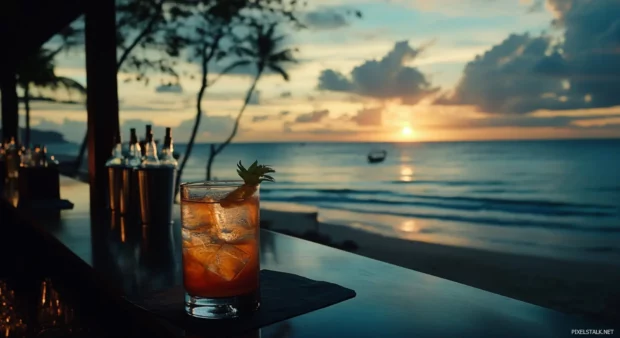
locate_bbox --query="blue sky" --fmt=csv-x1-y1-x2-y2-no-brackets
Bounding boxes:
23,0,620,143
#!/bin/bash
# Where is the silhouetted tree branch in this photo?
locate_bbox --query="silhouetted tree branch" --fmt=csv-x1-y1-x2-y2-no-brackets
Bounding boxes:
171,0,305,199
205,21,296,180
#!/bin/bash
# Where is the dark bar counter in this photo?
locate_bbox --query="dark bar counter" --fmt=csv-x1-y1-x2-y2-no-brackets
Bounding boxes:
1,176,613,338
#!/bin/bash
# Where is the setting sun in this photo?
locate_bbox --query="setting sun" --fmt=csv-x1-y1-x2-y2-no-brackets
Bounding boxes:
401,126,413,136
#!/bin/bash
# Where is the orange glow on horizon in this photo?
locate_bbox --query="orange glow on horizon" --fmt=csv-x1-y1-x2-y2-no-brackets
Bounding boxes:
401,126,413,136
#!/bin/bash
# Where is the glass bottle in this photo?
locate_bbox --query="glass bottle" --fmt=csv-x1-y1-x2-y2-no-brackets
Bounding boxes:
21,144,33,167
0,141,5,162
142,130,160,167
36,145,49,167
126,128,143,168
5,138,19,177
159,128,178,168
141,124,152,158
106,131,125,167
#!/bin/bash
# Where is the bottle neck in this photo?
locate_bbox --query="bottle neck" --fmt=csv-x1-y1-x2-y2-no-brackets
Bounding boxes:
113,142,123,156
106,142,124,166
159,137,177,167
142,138,160,167
126,141,142,167
162,136,173,152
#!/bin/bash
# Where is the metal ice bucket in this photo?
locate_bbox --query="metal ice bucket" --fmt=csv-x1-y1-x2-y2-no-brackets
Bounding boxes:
137,166,176,226
120,167,140,216
107,166,123,211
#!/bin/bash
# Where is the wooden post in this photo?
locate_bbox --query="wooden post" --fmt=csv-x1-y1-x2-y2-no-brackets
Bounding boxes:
84,0,120,213
0,5,19,143
0,63,19,143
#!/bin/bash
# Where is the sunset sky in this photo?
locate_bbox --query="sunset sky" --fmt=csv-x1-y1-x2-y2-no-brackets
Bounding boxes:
23,0,620,143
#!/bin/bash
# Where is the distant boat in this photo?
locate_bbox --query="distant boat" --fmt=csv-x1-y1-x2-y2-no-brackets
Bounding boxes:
367,150,387,164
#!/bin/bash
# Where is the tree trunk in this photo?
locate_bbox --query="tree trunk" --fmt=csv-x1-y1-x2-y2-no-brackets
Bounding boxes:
115,0,164,71
206,144,216,180
174,54,209,200
205,69,263,180
24,84,31,146
74,130,88,176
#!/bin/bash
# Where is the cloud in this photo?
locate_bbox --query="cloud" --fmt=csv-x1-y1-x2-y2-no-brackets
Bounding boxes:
33,112,239,145
525,0,545,13
282,121,293,133
317,41,439,105
280,120,361,136
294,109,330,123
436,33,574,114
548,0,620,107
431,112,620,129
121,116,237,143
301,127,360,135
252,115,270,123
155,83,183,93
439,0,620,114
251,110,291,123
351,107,383,126
174,114,235,141
303,8,350,30
382,0,537,16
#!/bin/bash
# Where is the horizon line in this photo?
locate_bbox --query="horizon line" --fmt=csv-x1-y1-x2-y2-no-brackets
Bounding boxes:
187,137,620,145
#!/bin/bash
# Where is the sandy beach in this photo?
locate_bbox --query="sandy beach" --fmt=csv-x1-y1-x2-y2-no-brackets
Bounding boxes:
261,207,620,324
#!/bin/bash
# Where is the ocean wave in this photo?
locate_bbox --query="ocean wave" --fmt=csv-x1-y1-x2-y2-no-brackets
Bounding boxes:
261,188,618,214
588,186,620,192
261,199,620,233
468,188,537,194
475,237,620,254
389,179,506,186
583,246,620,253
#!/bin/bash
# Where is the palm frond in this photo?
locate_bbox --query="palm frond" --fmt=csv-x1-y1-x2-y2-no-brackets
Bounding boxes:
236,46,256,57
53,77,87,100
221,60,252,74
268,49,296,63
208,60,252,86
268,64,290,81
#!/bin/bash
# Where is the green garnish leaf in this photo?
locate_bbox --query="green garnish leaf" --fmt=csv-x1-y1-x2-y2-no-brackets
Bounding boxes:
236,160,276,186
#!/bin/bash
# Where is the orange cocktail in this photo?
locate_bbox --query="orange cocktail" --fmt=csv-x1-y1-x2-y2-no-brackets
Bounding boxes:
181,197,259,296
180,162,274,319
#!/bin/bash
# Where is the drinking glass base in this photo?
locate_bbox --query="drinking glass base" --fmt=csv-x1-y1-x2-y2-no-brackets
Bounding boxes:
185,291,260,319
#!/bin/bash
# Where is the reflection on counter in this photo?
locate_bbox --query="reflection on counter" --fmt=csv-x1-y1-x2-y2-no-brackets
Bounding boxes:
38,278,76,333
0,280,27,337
98,212,182,297
1,178,19,208
0,278,82,337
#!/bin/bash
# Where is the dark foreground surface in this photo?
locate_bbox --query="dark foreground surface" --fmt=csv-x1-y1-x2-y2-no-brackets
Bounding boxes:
0,176,615,337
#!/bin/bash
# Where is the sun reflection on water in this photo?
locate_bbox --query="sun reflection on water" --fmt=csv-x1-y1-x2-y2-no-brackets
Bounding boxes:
400,220,419,233
400,166,413,182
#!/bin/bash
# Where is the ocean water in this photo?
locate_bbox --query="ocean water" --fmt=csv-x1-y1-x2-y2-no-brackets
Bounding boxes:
49,140,620,264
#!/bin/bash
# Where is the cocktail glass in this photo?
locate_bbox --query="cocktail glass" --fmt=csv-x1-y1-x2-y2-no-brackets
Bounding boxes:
180,181,260,319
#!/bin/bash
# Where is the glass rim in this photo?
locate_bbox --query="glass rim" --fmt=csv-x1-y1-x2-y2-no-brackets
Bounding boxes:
180,180,246,188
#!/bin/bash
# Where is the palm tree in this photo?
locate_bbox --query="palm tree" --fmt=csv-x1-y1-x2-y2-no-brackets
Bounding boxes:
205,22,296,180
16,48,86,146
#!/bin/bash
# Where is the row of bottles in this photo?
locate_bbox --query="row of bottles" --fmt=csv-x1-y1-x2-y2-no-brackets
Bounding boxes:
1,138,58,178
106,125,178,169
20,144,58,167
